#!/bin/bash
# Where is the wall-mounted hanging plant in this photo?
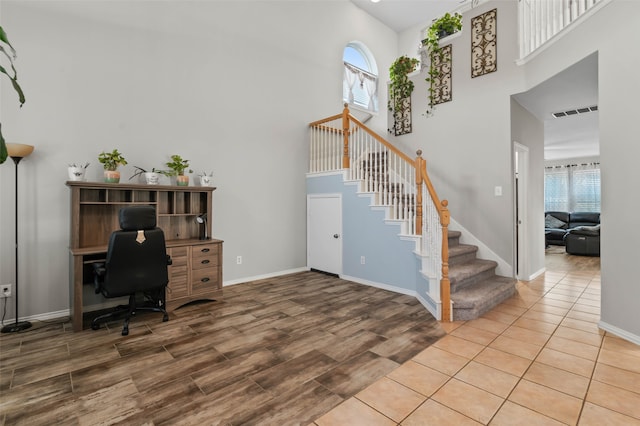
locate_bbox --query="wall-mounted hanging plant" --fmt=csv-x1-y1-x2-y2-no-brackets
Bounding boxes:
421,12,461,115
471,8,497,78
388,55,419,136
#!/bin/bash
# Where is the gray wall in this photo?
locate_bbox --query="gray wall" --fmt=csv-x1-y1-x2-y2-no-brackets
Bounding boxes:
393,1,522,271
395,0,640,340
511,98,545,279
0,0,398,319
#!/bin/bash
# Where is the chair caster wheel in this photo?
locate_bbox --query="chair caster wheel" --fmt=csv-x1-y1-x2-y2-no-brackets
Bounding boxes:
121,328,129,336
163,314,169,322
91,324,100,330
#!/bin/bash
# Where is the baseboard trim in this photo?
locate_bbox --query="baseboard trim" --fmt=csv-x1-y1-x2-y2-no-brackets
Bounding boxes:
223,267,309,287
5,309,71,325
598,320,640,346
339,274,416,297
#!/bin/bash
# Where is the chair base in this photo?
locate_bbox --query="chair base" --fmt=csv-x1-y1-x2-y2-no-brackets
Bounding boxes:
1,320,33,333
91,294,168,336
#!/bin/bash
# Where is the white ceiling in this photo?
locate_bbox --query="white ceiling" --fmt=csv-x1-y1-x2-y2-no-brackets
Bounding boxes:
349,0,459,33
513,53,599,161
350,0,599,161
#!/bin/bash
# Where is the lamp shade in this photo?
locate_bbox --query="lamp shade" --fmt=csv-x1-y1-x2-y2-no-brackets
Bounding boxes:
6,143,34,158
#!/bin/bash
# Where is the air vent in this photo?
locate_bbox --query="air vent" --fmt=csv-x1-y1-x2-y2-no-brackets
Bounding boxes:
552,105,598,118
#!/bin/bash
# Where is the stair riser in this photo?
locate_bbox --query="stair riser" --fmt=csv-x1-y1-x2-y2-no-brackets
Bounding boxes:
450,268,496,293
448,251,478,266
452,287,516,321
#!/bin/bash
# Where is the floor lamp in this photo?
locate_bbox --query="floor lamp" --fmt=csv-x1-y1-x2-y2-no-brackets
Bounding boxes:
1,143,35,333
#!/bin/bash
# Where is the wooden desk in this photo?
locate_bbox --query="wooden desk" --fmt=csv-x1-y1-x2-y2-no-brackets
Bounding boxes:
67,182,223,332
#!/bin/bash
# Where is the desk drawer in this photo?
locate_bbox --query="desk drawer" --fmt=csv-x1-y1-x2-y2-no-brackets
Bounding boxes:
192,243,219,270
192,266,219,295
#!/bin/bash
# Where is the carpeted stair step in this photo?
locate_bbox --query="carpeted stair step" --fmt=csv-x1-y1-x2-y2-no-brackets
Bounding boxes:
451,276,517,321
449,244,479,266
449,259,498,293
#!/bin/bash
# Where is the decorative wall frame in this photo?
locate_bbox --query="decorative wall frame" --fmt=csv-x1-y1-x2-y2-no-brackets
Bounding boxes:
391,97,412,136
471,8,497,78
430,44,452,106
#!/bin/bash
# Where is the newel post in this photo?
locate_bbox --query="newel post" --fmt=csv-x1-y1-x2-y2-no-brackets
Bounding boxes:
342,103,350,169
415,150,425,235
440,199,451,322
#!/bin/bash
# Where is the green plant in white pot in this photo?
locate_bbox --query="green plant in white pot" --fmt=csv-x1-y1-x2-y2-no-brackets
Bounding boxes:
0,26,26,165
98,149,127,183
165,154,192,186
129,166,172,185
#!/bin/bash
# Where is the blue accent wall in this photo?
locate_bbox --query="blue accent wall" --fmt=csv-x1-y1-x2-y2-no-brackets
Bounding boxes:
307,173,421,293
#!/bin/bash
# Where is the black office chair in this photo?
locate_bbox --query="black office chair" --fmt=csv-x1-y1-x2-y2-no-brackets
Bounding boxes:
92,205,171,335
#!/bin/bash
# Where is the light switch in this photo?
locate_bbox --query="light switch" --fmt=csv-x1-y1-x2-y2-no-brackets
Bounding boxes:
494,186,502,196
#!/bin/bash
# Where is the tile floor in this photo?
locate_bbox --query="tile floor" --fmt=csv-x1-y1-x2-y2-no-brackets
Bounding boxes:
313,263,640,425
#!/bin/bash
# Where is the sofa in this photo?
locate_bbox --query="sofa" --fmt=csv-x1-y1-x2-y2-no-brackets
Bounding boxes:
545,211,600,256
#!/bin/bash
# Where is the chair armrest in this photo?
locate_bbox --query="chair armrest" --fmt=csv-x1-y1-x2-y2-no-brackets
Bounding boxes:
92,262,106,294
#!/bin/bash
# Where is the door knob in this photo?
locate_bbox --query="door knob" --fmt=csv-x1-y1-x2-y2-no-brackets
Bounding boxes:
333,234,339,239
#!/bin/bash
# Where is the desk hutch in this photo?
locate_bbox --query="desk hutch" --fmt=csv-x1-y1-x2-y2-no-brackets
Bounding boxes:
66,181,223,332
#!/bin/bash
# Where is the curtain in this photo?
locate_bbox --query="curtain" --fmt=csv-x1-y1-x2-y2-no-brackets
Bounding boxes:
544,162,600,212
343,64,357,104
343,62,378,112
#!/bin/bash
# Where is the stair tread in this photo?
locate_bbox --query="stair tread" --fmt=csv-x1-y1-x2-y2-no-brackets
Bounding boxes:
449,259,498,283
451,276,517,309
448,230,462,239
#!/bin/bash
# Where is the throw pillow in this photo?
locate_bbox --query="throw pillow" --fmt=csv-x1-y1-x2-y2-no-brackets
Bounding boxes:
545,214,567,229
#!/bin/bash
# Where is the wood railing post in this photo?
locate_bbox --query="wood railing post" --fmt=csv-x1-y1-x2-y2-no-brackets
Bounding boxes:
415,150,424,235
342,103,350,169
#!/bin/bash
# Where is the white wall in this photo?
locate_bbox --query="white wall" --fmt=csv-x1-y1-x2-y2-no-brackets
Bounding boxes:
0,0,398,319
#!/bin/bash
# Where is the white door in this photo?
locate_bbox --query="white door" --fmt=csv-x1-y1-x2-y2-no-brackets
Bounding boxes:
307,194,342,275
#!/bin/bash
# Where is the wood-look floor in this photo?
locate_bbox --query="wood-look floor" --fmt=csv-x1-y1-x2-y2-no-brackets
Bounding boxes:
0,271,446,425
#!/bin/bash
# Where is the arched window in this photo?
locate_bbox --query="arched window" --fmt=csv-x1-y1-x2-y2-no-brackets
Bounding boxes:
343,42,378,112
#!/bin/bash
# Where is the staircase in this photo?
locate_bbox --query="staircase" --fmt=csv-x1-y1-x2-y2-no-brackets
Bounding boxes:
363,151,516,321
448,230,517,321
309,105,516,322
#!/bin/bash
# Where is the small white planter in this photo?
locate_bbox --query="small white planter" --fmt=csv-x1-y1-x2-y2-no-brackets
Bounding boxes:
199,175,213,187
142,172,161,185
67,167,86,181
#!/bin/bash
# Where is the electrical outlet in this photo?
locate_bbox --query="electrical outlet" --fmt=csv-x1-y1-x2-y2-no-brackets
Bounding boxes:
236,256,242,265
0,284,12,298
360,256,366,265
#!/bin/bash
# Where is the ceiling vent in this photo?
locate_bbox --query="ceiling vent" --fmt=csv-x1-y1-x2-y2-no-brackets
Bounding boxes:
552,105,598,118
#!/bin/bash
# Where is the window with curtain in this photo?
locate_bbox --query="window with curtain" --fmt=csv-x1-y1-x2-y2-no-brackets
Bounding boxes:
544,162,600,212
343,43,378,112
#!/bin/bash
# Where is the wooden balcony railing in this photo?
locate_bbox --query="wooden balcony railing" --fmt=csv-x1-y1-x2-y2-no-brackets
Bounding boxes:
308,105,451,320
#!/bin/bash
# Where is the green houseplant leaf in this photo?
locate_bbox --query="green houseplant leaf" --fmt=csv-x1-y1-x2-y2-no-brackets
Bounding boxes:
0,25,26,164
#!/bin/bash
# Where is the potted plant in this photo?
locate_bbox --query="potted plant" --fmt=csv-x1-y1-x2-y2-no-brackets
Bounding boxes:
129,166,171,185
198,171,213,187
98,149,127,183
388,55,420,115
67,162,90,182
0,26,26,165
165,154,192,186
421,12,462,115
